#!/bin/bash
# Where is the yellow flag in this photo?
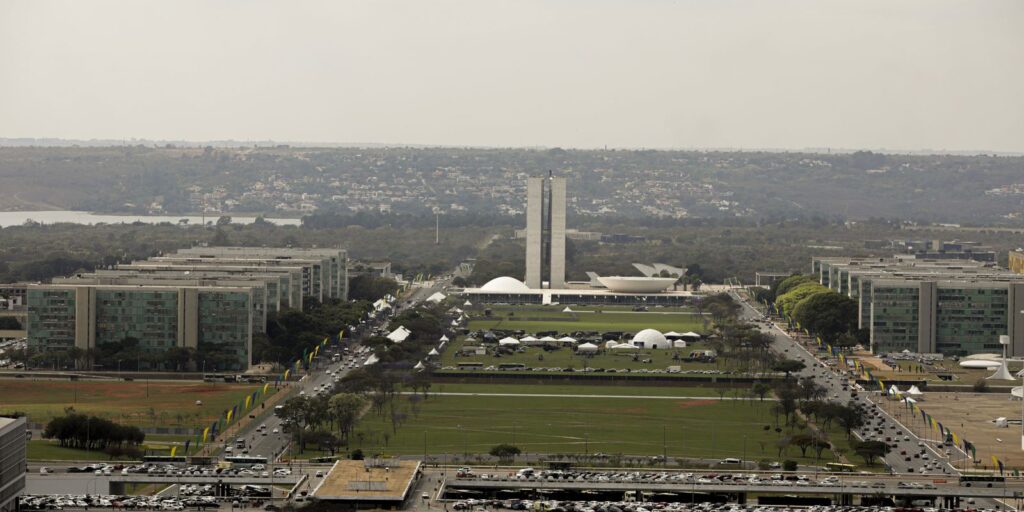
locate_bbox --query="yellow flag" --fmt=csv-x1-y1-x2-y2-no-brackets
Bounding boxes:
284,369,290,380
202,427,210,443
226,409,233,422
263,383,270,394
952,431,960,446
245,395,252,409
993,455,1000,468
170,446,177,457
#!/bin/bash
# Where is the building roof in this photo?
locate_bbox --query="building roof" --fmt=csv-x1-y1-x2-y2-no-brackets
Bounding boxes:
596,276,677,293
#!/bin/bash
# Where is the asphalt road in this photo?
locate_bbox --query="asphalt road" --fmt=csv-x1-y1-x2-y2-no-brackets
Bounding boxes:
731,291,1007,509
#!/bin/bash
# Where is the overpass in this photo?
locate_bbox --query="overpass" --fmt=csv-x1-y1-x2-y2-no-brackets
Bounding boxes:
443,476,1024,507
105,473,304,494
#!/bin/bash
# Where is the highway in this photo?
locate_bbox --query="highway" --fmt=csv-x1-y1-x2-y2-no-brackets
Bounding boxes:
730,290,1009,508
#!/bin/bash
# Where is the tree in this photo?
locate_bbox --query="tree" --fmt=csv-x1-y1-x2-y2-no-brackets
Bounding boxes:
328,393,366,444
853,440,890,466
216,215,232,226
751,382,771,401
782,460,798,472
836,403,865,439
791,291,858,344
489,443,521,461
772,359,806,378
776,282,829,316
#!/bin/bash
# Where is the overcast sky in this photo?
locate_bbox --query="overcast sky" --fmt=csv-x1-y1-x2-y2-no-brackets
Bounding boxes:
2,0,1022,151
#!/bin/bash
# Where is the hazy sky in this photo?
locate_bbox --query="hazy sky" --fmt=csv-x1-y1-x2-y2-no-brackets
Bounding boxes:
2,0,1022,151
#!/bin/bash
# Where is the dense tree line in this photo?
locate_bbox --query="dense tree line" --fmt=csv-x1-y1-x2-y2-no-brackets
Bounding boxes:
43,413,145,451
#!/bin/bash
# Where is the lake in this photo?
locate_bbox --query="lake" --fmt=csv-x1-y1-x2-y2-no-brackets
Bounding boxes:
0,210,301,228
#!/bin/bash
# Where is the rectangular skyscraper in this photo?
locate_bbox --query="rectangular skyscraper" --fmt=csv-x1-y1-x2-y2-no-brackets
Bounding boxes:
548,176,567,289
525,177,544,289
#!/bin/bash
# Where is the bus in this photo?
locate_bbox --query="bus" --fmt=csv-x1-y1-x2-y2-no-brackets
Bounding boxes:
224,455,269,468
825,462,856,473
959,472,1005,487
497,363,527,371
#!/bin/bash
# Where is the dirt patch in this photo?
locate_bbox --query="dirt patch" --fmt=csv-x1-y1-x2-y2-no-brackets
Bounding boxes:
675,399,717,409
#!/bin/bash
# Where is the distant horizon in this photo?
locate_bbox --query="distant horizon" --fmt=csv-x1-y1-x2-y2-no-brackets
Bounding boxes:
2,137,1022,157
3,1,1021,154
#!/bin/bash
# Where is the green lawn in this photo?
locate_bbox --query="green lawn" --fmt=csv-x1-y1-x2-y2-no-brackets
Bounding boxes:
0,380,276,429
28,434,206,461
426,383,756,397
443,340,724,372
468,308,707,334
352,391,848,466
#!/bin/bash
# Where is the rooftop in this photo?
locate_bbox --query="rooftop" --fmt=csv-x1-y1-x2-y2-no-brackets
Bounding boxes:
311,459,420,502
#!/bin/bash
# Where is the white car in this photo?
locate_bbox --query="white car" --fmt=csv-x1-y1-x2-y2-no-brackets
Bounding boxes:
272,428,279,434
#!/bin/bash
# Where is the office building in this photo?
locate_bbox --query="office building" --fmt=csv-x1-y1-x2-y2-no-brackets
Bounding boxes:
0,416,26,512
811,256,1024,357
1010,250,1024,274
27,283,254,370
523,174,567,289
175,247,348,300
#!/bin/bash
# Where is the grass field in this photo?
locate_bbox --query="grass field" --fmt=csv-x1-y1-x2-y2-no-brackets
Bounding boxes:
28,434,200,461
442,341,725,372
352,390,850,466
0,379,275,429
467,308,707,335
426,383,756,397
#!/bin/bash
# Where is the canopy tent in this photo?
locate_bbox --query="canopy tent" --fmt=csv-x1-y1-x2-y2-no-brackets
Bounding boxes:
498,336,519,345
988,360,1014,381
387,326,411,343
888,385,902,396
439,335,450,342
576,342,599,354
414,361,426,370
907,385,924,396
364,354,379,366
539,336,558,342
605,341,619,349
426,292,446,303
562,306,574,313
463,300,473,307
520,335,539,342
558,336,577,343
451,320,460,326
679,331,702,339
427,348,440,357
673,340,688,348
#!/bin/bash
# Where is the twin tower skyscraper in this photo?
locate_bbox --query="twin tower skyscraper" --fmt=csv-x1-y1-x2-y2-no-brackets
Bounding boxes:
525,174,567,289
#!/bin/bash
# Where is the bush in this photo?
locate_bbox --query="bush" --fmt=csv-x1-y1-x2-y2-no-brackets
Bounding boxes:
973,379,989,393
350,448,364,460
782,460,798,471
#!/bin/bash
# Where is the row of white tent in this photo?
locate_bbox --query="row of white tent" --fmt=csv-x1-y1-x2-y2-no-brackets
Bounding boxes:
887,384,924,396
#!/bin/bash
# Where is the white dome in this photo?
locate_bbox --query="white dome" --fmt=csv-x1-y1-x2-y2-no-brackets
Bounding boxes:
480,276,532,293
631,328,670,349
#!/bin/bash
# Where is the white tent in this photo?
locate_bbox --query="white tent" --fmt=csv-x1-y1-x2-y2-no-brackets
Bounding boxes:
520,335,539,343
364,354,379,366
373,298,392,312
463,300,473,307
426,292,446,303
451,320,459,326
576,342,598,354
439,335,450,342
498,337,520,346
612,343,638,350
558,336,577,344
664,331,682,338
539,336,558,342
888,385,902,396
679,331,702,340
387,326,411,343
903,397,917,404
988,360,1014,381
907,385,924,395
414,361,426,371
605,341,619,349
673,340,688,348
562,306,574,313
427,348,440,357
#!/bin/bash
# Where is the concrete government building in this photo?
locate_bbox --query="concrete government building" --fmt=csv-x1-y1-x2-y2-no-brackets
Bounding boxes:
462,175,691,305
25,247,347,371
0,417,26,512
811,255,1024,357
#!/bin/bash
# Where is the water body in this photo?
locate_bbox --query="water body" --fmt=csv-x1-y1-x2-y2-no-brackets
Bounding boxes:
0,210,300,228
